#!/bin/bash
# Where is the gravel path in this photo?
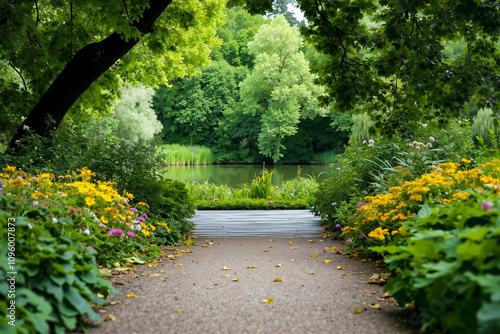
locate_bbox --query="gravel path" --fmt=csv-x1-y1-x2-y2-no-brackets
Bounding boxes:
83,237,416,334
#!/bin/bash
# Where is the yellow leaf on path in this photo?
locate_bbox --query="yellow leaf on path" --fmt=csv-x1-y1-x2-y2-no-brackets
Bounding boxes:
109,301,121,305
274,278,282,282
109,313,116,321
331,247,338,252
262,298,274,304
159,270,167,273
176,264,182,267
223,274,230,277
247,265,258,269
232,278,239,282
310,271,315,274
97,293,107,299
176,309,183,313
126,294,135,298
362,302,366,305
289,241,293,244
311,254,318,258
336,266,344,270
308,240,314,243
223,266,231,270
324,260,332,263
291,259,296,262
238,243,243,245
342,273,349,276
287,237,291,239
353,309,363,314
268,239,274,241
276,264,281,267
291,247,297,249
369,303,381,309
201,245,208,247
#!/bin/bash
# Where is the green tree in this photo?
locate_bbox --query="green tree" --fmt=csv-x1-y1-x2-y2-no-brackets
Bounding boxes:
101,85,163,142
267,0,299,27
1,0,225,148
239,14,325,162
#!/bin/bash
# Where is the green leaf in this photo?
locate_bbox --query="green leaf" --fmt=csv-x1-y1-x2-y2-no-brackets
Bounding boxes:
417,204,433,219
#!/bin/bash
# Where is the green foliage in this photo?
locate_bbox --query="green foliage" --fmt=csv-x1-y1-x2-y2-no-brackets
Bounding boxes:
196,198,308,210
297,0,500,136
158,144,214,165
249,169,275,199
472,108,499,147
372,195,500,334
349,113,374,146
0,0,225,128
476,130,500,163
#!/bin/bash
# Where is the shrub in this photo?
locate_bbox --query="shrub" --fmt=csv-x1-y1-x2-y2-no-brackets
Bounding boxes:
371,194,500,334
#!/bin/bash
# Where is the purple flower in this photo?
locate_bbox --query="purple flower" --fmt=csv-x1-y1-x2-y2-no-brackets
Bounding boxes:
130,207,138,212
268,200,273,204
369,139,374,145
127,231,135,237
359,233,365,239
137,217,145,223
429,136,435,142
107,228,124,236
23,125,29,130
214,198,219,201
357,202,368,209
273,205,276,208
143,214,148,219
346,237,352,244
87,246,93,250
482,202,492,211
335,224,341,228
0,183,3,192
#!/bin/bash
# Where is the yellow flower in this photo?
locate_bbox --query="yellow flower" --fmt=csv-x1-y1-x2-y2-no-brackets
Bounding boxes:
5,165,16,172
461,158,471,164
126,192,135,200
85,197,96,206
409,194,423,202
368,227,389,240
8,178,27,187
149,224,156,231
78,167,96,181
141,223,148,230
391,230,399,236
137,202,149,208
32,192,46,199
141,229,150,236
100,216,109,224
398,226,407,236
0,173,9,178
452,192,471,200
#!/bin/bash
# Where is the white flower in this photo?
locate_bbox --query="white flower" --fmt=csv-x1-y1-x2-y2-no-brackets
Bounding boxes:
52,217,57,224
28,223,33,229
84,229,90,236
32,201,38,206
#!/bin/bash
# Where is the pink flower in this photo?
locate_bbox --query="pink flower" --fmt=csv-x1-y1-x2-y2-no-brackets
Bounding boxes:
482,202,492,211
268,200,273,204
273,205,276,208
369,139,374,145
23,125,29,130
107,228,124,236
130,207,138,212
143,214,148,219
127,231,135,237
363,140,366,144
214,198,219,201
429,136,435,142
87,246,93,250
116,145,121,148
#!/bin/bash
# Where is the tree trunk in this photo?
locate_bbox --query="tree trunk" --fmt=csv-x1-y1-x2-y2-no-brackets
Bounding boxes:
8,0,173,149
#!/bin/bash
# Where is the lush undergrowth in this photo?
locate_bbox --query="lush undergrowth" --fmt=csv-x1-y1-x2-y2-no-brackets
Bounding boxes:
196,198,309,210
158,144,214,165
0,165,193,333
312,122,500,334
188,169,317,208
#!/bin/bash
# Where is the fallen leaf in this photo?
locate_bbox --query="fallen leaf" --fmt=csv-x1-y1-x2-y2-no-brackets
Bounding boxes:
308,240,314,243
201,245,208,248
176,309,183,313
176,264,182,267
232,278,239,282
126,294,135,298
149,274,160,277
323,260,332,263
148,263,159,268
331,247,338,252
246,265,258,269
287,237,291,239
274,278,282,282
262,298,274,304
268,239,274,241
291,247,297,249
310,271,315,274
342,273,349,276
336,266,344,270
289,241,293,244
353,309,363,314
276,264,281,267
159,270,167,273
311,254,318,258
113,282,125,285
291,259,296,262
109,301,121,305
369,303,381,309
99,310,106,313
223,266,231,270
109,313,116,321
206,287,213,290
238,243,243,245
222,274,230,277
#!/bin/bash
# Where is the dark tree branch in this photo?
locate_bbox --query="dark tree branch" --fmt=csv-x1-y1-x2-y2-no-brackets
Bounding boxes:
9,63,27,92
35,1,40,28
122,0,132,21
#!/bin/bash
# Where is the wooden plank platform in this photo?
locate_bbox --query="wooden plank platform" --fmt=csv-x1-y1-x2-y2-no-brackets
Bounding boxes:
191,210,324,238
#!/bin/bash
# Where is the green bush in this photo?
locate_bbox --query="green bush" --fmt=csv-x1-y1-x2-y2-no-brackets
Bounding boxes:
195,198,309,210
372,194,500,334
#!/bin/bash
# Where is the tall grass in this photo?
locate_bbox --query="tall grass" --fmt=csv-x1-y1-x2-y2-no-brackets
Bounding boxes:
158,144,214,165
313,150,343,164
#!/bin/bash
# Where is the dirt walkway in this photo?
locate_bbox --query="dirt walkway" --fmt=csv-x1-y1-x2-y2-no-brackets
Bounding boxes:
83,237,416,334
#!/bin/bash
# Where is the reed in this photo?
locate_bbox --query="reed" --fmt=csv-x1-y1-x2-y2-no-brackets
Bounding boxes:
158,144,214,165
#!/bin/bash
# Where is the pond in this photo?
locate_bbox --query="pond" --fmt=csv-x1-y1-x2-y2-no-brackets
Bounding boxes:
162,164,336,188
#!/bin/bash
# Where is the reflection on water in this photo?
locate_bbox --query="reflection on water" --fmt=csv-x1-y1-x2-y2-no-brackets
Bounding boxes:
162,164,335,187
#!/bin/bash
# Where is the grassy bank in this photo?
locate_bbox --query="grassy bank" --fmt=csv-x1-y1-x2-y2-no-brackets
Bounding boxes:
158,144,214,165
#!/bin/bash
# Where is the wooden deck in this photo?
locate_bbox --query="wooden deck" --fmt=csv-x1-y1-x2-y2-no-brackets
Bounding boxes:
191,210,324,238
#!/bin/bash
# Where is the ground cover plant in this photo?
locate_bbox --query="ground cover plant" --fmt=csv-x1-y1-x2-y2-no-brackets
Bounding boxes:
187,169,317,209
0,165,193,333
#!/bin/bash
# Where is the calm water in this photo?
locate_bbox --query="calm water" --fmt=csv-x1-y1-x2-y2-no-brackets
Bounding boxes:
162,164,335,187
